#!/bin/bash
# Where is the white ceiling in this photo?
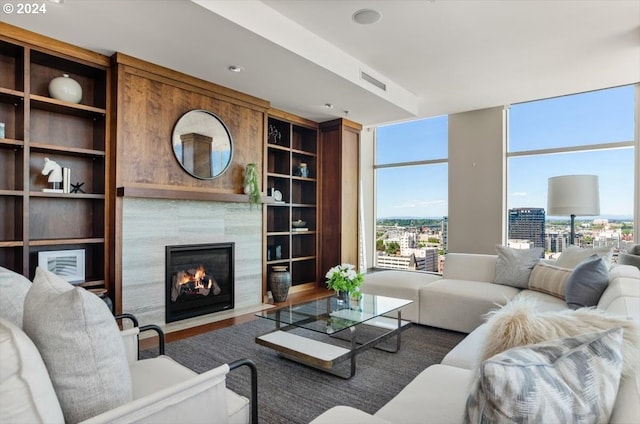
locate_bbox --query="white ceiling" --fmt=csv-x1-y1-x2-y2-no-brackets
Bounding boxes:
2,0,639,126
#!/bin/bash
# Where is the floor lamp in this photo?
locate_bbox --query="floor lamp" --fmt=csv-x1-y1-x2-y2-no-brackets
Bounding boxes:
547,175,600,246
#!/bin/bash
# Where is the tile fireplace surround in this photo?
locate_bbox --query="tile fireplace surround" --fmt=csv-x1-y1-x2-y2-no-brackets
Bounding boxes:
121,197,264,332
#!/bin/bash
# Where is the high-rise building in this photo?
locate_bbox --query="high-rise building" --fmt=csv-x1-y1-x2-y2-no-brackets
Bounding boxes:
441,217,448,253
508,208,546,249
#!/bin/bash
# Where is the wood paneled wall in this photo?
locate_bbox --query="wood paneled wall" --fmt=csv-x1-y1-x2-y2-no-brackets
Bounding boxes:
109,53,270,313
111,53,269,192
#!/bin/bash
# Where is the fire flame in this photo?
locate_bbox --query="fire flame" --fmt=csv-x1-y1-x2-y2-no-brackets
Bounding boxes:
177,265,212,289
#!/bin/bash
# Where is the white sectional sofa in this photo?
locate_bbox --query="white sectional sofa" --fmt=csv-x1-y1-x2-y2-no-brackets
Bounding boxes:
310,252,640,424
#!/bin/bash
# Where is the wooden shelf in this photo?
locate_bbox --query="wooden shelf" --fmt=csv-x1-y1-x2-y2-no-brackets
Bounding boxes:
30,94,106,116
29,142,105,157
29,238,104,246
265,115,319,289
0,25,110,287
0,189,24,196
0,139,24,148
30,191,105,199
0,241,23,247
0,86,24,98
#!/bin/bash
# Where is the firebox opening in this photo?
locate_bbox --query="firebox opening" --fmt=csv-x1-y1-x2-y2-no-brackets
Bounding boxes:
166,242,234,323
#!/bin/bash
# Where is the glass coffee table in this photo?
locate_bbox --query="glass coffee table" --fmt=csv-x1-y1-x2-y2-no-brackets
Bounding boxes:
255,293,412,379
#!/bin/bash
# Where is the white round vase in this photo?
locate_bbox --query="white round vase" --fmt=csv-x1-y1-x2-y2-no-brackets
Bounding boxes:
48,74,82,103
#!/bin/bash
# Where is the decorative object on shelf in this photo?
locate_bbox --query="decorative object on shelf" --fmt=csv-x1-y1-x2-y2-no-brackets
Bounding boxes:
291,219,309,231
325,263,364,304
268,188,284,202
62,167,71,193
41,157,63,193
269,265,291,302
243,163,261,207
267,245,282,261
0,122,5,138
268,124,282,144
70,181,85,194
294,162,309,177
38,249,85,284
172,109,233,179
48,73,83,103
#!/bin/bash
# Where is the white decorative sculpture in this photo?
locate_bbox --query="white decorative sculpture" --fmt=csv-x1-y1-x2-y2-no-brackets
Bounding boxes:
41,157,63,192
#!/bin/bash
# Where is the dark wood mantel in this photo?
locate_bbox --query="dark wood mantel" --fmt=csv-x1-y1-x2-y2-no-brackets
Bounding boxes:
117,184,273,203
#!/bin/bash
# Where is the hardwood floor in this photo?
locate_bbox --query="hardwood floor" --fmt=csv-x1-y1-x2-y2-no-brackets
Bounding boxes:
140,287,333,350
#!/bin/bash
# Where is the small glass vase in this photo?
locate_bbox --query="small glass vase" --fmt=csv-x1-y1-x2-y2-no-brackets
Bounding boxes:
336,290,350,308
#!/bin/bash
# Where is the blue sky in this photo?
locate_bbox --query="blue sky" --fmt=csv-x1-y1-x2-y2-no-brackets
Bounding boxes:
376,85,635,219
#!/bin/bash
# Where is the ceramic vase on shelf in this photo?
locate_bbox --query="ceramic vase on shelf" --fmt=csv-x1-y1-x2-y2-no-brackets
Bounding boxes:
49,73,82,104
269,266,291,302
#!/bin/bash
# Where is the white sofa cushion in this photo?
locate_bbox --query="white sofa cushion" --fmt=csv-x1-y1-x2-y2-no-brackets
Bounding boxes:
362,270,441,322
0,317,64,424
442,253,496,282
494,245,543,288
0,266,32,327
127,356,245,424
375,364,471,424
419,279,520,333
309,406,392,424
465,328,624,424
598,266,640,321
441,323,489,369
22,268,133,423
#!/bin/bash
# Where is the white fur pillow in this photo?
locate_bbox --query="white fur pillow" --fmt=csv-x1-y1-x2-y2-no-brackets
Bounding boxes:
477,295,640,378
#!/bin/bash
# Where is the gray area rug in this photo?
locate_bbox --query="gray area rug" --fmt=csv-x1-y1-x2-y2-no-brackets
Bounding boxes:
141,318,466,424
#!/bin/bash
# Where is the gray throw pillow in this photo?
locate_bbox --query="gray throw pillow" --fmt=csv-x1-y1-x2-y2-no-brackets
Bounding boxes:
495,245,544,288
465,328,623,424
0,266,32,328
22,268,133,423
565,254,609,310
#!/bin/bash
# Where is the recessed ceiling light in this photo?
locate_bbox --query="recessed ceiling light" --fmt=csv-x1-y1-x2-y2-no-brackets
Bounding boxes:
352,9,382,25
228,65,244,73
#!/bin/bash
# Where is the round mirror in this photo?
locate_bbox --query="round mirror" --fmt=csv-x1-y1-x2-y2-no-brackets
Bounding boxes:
172,110,233,179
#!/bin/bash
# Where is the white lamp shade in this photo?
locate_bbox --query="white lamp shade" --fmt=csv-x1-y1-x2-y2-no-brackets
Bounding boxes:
547,175,600,216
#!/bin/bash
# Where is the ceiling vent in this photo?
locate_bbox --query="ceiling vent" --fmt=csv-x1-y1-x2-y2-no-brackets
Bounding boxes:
360,71,386,92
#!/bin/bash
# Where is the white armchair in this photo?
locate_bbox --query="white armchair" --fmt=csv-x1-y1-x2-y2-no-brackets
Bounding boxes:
0,266,258,424
80,314,258,424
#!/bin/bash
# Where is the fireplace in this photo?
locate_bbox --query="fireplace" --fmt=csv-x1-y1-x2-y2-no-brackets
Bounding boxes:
165,243,234,323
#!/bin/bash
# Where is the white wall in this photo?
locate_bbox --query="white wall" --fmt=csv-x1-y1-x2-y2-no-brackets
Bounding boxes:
448,107,506,254
360,127,376,271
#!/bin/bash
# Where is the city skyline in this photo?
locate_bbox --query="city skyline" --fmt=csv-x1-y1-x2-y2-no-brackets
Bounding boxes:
376,85,635,220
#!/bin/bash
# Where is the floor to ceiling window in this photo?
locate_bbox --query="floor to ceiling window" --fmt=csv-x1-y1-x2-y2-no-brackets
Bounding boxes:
374,116,448,272
507,84,636,259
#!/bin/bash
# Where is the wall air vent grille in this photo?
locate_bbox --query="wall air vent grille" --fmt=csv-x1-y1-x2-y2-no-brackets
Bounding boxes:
360,71,387,91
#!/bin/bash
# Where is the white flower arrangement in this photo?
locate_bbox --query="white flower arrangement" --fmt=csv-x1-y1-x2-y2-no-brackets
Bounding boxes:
325,263,364,296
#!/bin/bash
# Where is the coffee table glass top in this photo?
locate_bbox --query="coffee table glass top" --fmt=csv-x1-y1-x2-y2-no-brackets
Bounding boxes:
256,293,412,334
